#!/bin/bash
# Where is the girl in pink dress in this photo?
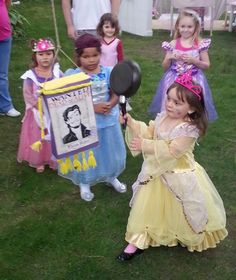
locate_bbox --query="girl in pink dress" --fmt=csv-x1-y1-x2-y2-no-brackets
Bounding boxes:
17,38,63,173
96,13,124,67
97,13,133,111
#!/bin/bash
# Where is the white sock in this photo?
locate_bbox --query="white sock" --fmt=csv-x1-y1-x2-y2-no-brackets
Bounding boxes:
79,184,94,201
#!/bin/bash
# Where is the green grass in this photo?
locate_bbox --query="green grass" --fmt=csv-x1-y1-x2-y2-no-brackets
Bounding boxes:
0,1,236,279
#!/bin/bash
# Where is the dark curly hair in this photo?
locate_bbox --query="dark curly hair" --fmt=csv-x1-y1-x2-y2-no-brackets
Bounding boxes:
96,13,120,37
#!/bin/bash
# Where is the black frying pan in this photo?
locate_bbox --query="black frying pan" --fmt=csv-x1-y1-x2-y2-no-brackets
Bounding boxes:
110,60,141,128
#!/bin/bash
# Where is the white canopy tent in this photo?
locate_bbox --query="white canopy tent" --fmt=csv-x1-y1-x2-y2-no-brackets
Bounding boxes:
119,0,227,37
119,0,153,36
157,0,227,19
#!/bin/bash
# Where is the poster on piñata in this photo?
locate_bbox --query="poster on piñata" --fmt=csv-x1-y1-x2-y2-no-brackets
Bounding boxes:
41,72,99,159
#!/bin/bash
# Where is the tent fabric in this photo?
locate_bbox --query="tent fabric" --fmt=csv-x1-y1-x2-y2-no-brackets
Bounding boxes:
156,0,226,19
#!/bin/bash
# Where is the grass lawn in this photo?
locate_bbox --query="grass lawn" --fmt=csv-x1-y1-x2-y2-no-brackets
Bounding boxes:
0,0,236,279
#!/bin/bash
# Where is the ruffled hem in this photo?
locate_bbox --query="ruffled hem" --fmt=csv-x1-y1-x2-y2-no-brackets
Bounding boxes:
125,228,228,253
186,229,228,252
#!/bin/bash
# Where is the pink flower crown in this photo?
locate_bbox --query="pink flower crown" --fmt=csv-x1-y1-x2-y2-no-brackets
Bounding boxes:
32,39,55,52
175,71,202,100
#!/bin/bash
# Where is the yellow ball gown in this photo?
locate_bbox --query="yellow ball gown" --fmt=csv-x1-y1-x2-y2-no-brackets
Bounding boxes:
124,112,227,252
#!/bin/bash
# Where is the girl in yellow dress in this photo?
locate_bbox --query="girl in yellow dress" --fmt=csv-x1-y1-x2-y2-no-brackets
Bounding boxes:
117,71,228,261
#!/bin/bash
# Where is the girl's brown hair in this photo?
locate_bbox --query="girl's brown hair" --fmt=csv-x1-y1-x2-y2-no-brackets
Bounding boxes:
96,13,120,37
174,9,201,44
167,83,208,136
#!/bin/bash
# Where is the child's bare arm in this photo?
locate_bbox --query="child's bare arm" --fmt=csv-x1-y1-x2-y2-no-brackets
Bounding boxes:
181,51,210,70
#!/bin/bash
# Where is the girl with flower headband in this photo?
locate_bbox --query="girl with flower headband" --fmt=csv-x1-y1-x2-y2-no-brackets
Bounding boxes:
149,9,218,122
117,72,227,261
59,33,126,202
17,38,63,173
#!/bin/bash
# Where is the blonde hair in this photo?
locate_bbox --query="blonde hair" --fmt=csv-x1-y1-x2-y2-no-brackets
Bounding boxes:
174,9,201,43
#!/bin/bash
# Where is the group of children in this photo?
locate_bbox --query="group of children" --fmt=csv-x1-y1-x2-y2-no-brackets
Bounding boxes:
16,10,227,260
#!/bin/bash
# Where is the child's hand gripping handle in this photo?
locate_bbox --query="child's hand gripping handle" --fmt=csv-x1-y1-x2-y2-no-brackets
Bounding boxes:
119,95,127,129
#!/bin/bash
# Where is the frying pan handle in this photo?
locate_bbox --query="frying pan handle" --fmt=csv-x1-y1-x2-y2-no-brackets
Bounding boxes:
119,95,127,129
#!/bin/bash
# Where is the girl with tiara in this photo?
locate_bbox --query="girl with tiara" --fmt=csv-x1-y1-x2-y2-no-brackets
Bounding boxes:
117,71,227,261
149,9,217,122
17,38,63,173
59,33,126,202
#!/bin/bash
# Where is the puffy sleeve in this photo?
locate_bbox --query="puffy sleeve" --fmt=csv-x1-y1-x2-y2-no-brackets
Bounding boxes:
171,123,199,139
64,68,80,76
53,62,63,78
142,136,195,158
162,41,173,52
125,117,155,157
141,122,198,177
141,136,196,178
142,123,199,156
105,66,112,86
199,38,211,52
23,78,38,107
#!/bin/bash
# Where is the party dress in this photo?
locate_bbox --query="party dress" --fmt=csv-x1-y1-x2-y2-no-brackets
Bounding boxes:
124,112,227,252
149,38,218,122
59,65,126,186
100,37,124,67
17,63,62,169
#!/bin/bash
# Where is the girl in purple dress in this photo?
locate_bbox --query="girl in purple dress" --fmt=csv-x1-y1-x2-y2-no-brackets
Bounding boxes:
17,38,63,172
149,9,217,122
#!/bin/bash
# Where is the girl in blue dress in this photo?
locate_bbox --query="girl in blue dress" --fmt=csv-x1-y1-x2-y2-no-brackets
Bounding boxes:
60,33,126,201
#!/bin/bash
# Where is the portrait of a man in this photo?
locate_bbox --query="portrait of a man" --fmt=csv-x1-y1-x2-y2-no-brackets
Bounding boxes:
62,105,91,144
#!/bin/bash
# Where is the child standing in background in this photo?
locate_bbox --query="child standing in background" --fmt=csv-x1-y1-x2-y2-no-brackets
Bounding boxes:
59,33,126,202
117,72,227,261
97,13,124,67
149,9,217,122
17,38,63,173
97,13,132,111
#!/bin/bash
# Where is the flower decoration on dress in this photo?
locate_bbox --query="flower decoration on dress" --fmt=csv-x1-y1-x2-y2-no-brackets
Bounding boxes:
199,38,211,52
90,72,106,81
161,41,173,52
32,39,55,52
175,70,202,100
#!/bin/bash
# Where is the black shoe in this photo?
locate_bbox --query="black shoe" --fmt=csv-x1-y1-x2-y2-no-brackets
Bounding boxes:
116,248,144,261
